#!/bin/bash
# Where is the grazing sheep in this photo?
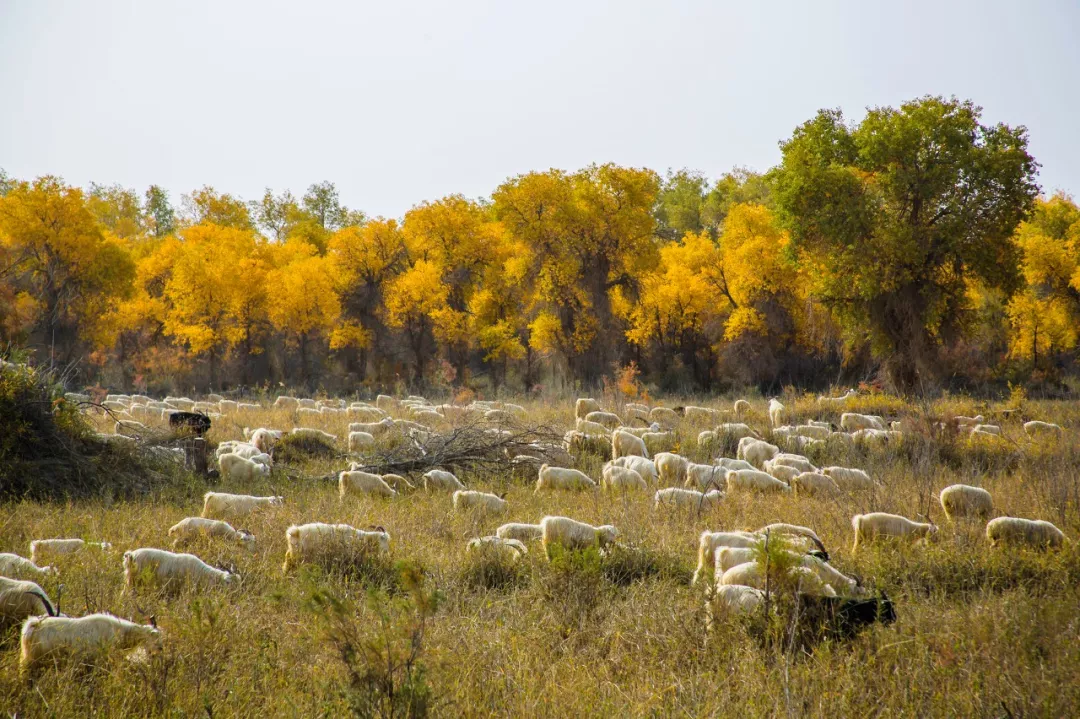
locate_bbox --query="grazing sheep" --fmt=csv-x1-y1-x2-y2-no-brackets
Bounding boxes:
939,484,993,521
851,513,936,551
791,472,841,496
575,397,602,420
495,523,544,542
347,431,376,452
539,516,618,558
953,414,984,427
375,394,398,412
764,463,800,483
168,517,255,549
654,452,689,485
340,470,398,499
758,524,828,555
650,407,680,426
423,469,465,491
349,405,388,422
466,536,527,561
536,464,597,492
719,561,764,589
124,548,234,590
30,539,111,566
219,453,271,482
692,530,761,586
708,584,765,620
725,469,791,494
484,409,514,423
733,399,752,418
453,490,509,514
792,424,831,440
0,554,56,580
985,517,1066,550
201,492,283,520
841,413,885,432
296,398,317,409
684,406,722,423
852,428,901,445
769,453,816,473
564,431,613,459
714,546,757,575
380,474,414,493
613,425,652,438
283,523,390,572
716,457,755,472
274,396,300,410
20,613,162,675
350,418,395,436
610,455,659,484
737,437,779,468
684,462,726,491
585,410,622,429
971,424,1001,436
291,427,337,443
250,428,280,453
218,400,238,413
801,555,860,596
698,430,718,450
575,418,610,436
818,389,857,406
0,577,57,623
1024,420,1063,438
768,398,785,427
654,488,724,510
601,464,648,491
297,407,322,421
412,409,445,425
715,423,760,441
642,431,677,454
822,466,876,491
612,429,649,459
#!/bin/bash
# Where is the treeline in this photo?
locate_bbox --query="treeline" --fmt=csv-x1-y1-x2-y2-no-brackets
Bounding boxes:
1,96,1078,396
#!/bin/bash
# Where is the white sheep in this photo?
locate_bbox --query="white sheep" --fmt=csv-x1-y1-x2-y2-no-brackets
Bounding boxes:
349,405,388,421
601,464,648,491
939,484,993,521
684,406,722,423
297,398,318,409
380,473,414,493
250,428,280,453
20,613,162,675
539,516,618,558
274,396,299,410
851,513,936,551
653,488,724,510
713,546,757,575
610,455,659,484
124,548,234,590
692,531,760,586
792,424,831,440
348,431,376,452
1024,420,1063,438
168,517,255,549
0,577,58,623
821,466,876,491
985,517,1066,550
707,584,765,621
768,398,785,428
852,428,901,445
719,561,764,589
684,462,726,491
840,413,885,432
536,464,597,492
737,437,779,467
350,418,395,436
642,431,677,454
769,453,817,473
453,490,509,514
715,457,755,472
585,410,622,429
283,523,390,572
818,389,857,406
971,424,1001,436
650,406,680,426
340,470,398,499
715,423,760,441
764,463,800,483
733,399,752,418
218,399,239,413
30,539,111,566
953,414,984,427
697,430,718,449
466,536,527,562
291,427,337,443
201,492,283,520
575,397,602,420
790,472,841,496
422,469,465,491
575,418,611,436
376,394,398,412
725,469,791,494
495,523,544,542
654,452,689,485
757,523,828,554
219,453,271,482
0,553,56,580
612,429,649,459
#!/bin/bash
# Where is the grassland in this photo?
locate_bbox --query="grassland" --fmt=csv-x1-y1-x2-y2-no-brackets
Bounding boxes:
2,391,1079,717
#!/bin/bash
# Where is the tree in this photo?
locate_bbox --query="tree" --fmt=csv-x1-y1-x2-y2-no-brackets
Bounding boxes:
145,185,176,237
773,96,1039,392
87,183,146,238
181,186,253,229
251,188,301,242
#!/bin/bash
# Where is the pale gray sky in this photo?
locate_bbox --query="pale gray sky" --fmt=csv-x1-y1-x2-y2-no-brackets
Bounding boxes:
2,0,1078,218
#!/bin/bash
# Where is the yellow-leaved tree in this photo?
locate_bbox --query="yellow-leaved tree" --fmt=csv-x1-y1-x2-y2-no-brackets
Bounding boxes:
266,240,340,385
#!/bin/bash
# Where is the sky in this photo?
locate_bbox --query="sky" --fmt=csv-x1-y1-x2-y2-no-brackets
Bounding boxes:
2,0,1078,219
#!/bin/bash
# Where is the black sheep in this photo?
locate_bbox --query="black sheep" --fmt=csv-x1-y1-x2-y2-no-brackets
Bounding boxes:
169,411,212,437
796,592,896,642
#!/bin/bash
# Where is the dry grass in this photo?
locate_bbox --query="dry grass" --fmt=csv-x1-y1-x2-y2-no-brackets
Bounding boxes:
1,392,1079,717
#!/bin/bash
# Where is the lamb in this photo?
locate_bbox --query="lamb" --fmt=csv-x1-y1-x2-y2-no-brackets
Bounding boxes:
733,399,752,418
20,613,162,675
585,410,622,429
791,471,841,496
340,470,398,499
642,430,677,454
219,453,271,482
822,466,876,490
684,462,726,491
466,536,527,562
575,419,611,436
610,455,659,484
851,513,936,551
495,523,544,542
283,523,390,572
737,437,779,467
653,488,724,510
939,484,993,521
539,516,618,558
201,492,283,520
30,539,111,565
168,517,255,549
423,469,465,491
840,413,885,432
654,452,689,485
536,464,597,492
985,517,1066,550
124,548,234,590
692,530,761,586
350,418,395,436
725,469,791,494
1024,420,1063,438
601,464,648,491
453,490,509,514
650,406,680,426
0,553,56,580
575,397,602,420
0,577,57,623
611,429,649,459
768,398,785,427
715,423,760,441
347,431,376,452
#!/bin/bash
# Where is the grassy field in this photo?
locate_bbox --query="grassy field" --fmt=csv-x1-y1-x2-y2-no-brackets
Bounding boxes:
2,391,1079,717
